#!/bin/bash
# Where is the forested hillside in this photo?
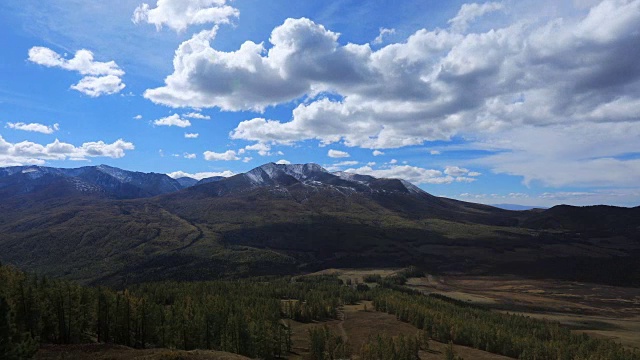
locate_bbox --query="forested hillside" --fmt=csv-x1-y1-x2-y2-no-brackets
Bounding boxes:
1,264,638,359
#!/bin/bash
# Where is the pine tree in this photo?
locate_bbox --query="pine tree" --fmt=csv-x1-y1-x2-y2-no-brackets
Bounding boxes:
0,295,38,360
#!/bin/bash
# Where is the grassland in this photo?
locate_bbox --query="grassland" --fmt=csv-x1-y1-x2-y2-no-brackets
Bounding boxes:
287,301,515,359
34,344,250,359
405,274,640,349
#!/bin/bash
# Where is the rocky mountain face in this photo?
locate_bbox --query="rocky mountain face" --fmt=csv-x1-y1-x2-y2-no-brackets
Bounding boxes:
0,164,184,200
0,162,638,287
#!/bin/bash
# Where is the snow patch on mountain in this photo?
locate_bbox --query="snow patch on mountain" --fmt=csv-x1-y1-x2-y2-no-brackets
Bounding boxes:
96,164,132,182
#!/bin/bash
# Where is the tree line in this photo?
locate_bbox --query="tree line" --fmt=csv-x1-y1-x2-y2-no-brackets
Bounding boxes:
0,265,367,359
372,288,639,360
1,263,638,360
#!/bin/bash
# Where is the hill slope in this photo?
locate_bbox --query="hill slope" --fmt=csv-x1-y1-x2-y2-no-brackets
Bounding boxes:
0,163,638,286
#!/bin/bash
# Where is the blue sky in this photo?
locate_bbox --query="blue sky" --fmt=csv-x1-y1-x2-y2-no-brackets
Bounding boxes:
1,0,639,207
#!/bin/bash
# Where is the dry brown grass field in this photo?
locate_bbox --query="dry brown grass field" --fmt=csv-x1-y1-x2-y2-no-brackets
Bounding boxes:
34,344,250,360
405,275,640,349
288,301,515,359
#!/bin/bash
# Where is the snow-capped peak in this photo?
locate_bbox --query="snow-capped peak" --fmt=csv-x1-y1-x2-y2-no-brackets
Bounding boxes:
400,179,425,194
96,164,132,182
281,163,326,181
245,163,328,185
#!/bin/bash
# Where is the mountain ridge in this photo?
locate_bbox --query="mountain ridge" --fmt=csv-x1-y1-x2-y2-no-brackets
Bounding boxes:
0,162,638,286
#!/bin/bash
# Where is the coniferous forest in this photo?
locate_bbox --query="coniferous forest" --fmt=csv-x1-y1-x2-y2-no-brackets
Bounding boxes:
1,264,639,359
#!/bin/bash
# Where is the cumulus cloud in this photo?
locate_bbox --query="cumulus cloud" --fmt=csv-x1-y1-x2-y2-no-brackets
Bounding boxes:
153,114,191,127
276,159,291,165
7,122,59,134
448,2,504,33
70,75,125,97
142,1,640,189
444,166,470,176
203,149,239,161
28,47,125,96
132,0,239,32
184,132,199,138
372,150,384,156
373,27,396,44
134,115,143,120
0,135,134,166
184,153,196,159
328,149,350,158
346,165,450,184
183,112,211,119
345,164,482,185
167,170,234,180
245,143,271,156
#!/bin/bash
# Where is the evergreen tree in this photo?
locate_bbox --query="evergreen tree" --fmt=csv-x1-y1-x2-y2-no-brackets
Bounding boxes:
0,295,38,360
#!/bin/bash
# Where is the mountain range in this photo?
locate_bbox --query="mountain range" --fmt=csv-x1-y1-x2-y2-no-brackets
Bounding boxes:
0,162,638,287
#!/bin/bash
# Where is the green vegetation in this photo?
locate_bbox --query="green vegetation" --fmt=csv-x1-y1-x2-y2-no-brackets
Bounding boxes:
2,184,639,287
1,264,638,359
359,333,421,360
373,289,639,359
307,326,351,360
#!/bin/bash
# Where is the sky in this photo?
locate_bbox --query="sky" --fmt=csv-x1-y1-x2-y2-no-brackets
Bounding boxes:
1,0,639,207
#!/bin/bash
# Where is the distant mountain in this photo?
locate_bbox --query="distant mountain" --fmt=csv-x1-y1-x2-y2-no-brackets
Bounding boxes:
491,204,547,211
196,176,225,185
174,177,199,188
0,164,184,200
0,162,638,287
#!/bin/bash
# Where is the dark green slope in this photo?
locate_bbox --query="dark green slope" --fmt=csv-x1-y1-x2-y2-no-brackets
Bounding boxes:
0,164,638,286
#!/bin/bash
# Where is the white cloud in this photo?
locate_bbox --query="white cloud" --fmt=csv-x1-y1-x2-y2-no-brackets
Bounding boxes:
7,122,59,134
0,135,134,166
153,114,191,127
334,160,358,166
70,75,125,97
184,153,196,159
448,2,504,33
328,149,350,158
184,132,199,138
346,165,452,185
457,189,640,207
242,156,252,163
276,159,291,165
389,159,398,164
224,4,633,153
345,163,482,185
325,160,359,171
374,27,396,44
167,170,234,180
132,0,239,32
367,161,376,166
139,2,640,189
430,150,441,155
444,166,469,176
183,112,211,120
473,122,640,187
372,150,384,156
203,149,239,161
134,115,143,120
28,47,125,97
245,143,271,156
